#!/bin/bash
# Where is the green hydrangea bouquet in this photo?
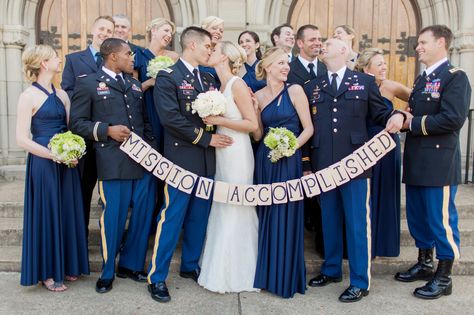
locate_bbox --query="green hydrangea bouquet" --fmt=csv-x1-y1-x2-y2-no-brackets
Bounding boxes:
48,131,86,167
263,127,298,163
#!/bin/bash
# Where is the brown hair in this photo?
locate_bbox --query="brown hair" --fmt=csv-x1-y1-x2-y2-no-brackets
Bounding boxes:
270,23,293,46
22,45,56,82
93,15,115,27
419,24,453,50
255,47,286,81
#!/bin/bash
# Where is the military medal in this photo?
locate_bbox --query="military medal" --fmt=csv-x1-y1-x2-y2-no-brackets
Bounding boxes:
99,82,106,89
431,92,440,98
186,102,191,112
312,106,317,115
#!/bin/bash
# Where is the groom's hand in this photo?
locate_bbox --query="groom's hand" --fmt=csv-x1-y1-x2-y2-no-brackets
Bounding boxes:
210,134,233,148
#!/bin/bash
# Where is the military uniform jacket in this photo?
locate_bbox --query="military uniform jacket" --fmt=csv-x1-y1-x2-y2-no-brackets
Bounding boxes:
403,61,471,186
153,59,217,177
70,70,154,181
287,57,327,86
304,69,396,178
61,48,100,100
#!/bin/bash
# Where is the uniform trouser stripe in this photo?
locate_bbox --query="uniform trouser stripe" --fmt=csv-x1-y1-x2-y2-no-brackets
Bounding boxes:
147,184,170,284
98,181,108,263
442,186,460,259
365,179,372,290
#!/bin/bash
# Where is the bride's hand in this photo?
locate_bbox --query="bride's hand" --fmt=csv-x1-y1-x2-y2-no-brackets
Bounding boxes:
203,115,225,126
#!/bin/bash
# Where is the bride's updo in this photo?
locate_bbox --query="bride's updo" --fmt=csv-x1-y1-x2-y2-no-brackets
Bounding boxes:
219,41,247,75
22,45,56,82
255,47,286,81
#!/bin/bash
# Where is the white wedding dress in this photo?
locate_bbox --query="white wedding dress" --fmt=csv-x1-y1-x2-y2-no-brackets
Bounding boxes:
198,76,259,293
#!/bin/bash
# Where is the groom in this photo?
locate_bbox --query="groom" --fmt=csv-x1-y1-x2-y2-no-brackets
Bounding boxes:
147,26,233,303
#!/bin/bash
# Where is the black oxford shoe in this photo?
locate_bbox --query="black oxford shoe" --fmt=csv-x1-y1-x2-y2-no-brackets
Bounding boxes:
338,285,369,303
179,269,200,282
116,266,148,282
308,274,342,287
149,281,171,303
95,278,113,294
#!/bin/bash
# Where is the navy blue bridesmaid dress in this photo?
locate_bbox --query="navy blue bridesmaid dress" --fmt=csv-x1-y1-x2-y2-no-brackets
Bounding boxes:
199,65,221,89
242,61,266,93
254,85,306,298
367,97,401,258
21,82,89,286
134,48,163,148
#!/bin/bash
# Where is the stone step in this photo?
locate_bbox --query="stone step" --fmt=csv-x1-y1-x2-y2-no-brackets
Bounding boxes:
1,244,473,275
2,217,474,247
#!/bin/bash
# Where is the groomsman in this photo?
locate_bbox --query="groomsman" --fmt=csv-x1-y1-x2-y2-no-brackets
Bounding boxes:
62,16,115,236
70,38,157,293
112,14,143,55
271,23,295,62
287,24,327,256
395,25,471,299
304,38,405,302
147,26,233,303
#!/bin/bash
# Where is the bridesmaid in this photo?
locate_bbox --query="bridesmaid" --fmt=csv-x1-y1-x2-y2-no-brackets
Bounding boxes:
200,16,225,87
238,30,266,93
333,25,358,70
252,47,313,298
16,45,89,291
133,17,179,145
355,48,411,258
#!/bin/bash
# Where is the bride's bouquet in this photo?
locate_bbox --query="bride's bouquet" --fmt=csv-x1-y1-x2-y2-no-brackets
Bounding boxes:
146,55,175,78
191,90,227,131
48,131,86,168
264,127,298,163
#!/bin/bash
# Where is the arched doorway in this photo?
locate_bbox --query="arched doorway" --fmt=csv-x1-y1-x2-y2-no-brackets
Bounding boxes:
289,0,420,109
35,0,173,85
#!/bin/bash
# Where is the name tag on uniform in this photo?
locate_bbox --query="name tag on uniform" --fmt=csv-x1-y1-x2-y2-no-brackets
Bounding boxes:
348,85,365,91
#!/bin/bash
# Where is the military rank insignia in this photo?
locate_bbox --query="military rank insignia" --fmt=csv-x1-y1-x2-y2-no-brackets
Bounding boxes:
312,106,317,115
96,82,110,95
423,78,440,98
131,84,142,92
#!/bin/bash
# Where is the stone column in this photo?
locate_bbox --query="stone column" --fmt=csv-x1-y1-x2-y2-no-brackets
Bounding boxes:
2,25,29,165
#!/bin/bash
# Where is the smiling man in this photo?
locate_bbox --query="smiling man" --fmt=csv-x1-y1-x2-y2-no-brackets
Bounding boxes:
394,25,471,300
112,14,142,54
271,23,295,62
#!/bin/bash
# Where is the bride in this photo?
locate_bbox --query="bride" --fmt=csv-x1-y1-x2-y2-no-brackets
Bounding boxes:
198,41,259,293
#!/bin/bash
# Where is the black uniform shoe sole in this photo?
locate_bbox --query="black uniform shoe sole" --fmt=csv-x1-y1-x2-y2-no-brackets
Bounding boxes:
413,287,452,299
308,277,343,287
394,273,434,283
148,285,171,303
95,283,113,294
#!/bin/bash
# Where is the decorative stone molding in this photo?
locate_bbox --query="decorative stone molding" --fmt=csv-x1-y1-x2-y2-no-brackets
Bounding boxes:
454,30,474,52
2,25,29,48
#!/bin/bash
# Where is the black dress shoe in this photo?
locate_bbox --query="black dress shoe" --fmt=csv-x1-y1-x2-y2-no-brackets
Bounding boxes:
116,266,148,282
338,285,369,302
395,248,434,282
414,260,453,299
95,278,113,294
149,282,171,303
179,269,200,282
308,274,342,287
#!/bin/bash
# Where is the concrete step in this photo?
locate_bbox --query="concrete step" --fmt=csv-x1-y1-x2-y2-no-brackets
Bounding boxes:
0,165,26,181
2,217,474,247
2,244,473,275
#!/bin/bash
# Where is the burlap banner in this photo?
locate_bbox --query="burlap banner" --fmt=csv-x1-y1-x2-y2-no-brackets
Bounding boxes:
120,130,396,206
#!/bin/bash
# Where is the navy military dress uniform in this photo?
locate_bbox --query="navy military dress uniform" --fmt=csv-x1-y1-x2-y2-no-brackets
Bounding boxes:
304,68,400,291
288,57,327,86
62,46,102,235
70,69,157,280
403,60,471,262
147,59,217,285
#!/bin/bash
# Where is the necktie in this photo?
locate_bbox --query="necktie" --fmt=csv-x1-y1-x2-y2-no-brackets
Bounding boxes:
331,73,338,94
95,52,103,68
193,68,203,90
308,63,316,79
422,70,428,81
115,74,126,91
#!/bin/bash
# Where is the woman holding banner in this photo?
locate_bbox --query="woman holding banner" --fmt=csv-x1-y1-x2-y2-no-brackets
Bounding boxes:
252,47,313,298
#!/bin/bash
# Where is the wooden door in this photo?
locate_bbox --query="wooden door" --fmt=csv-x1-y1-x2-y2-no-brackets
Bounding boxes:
37,0,172,85
289,0,419,109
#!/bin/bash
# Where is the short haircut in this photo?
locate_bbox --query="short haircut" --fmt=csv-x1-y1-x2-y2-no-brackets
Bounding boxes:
270,23,293,46
100,38,128,60
180,26,212,50
419,24,453,50
112,14,130,23
296,24,319,41
93,15,115,27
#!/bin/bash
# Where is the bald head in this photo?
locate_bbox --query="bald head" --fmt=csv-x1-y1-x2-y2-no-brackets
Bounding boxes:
319,38,350,70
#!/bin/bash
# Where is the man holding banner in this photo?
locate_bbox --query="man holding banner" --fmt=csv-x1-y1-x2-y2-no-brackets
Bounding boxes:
304,38,406,302
146,27,233,303
70,38,157,293
395,25,471,300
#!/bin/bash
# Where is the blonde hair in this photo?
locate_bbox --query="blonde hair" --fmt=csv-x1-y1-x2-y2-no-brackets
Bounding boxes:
355,48,384,72
201,16,224,30
335,24,356,47
22,45,56,82
255,47,286,81
146,18,176,42
219,41,247,75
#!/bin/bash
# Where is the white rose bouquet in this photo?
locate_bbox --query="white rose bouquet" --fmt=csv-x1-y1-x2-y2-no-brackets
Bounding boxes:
191,90,227,131
146,56,175,78
48,131,86,168
263,127,298,163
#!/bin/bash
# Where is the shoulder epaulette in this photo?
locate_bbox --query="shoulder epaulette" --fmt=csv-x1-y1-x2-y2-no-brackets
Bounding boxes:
449,67,464,74
78,74,87,78
304,80,311,85
162,68,173,73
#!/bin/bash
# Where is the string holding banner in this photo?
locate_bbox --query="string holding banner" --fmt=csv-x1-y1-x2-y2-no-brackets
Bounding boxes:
120,130,397,206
